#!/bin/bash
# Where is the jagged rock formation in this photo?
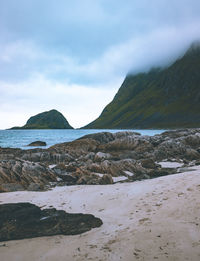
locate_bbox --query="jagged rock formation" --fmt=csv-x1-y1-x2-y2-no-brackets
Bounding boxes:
1,129,200,190
84,43,200,129
0,203,103,241
0,159,57,192
11,109,73,129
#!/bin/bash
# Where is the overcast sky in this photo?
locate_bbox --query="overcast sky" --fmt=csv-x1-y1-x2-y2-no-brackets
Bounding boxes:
0,0,200,129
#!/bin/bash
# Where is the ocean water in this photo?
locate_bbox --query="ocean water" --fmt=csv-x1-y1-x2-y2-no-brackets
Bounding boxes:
0,129,165,149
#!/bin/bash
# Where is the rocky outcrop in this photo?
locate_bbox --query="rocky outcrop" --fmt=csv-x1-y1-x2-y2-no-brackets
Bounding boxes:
0,160,57,192
1,129,200,190
0,203,103,242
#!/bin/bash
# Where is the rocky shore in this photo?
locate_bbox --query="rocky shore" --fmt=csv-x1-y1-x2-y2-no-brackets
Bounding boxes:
1,129,200,192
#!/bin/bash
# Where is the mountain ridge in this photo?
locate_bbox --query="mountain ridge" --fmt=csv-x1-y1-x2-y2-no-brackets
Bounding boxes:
83,43,200,129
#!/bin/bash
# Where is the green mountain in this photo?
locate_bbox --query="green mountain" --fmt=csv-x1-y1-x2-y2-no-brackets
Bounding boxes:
84,43,200,129
11,109,73,129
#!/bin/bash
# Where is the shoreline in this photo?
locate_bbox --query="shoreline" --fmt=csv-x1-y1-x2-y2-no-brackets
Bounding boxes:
1,166,200,260
0,129,165,149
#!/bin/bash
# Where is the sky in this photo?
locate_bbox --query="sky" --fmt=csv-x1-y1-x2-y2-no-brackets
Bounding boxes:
0,0,200,129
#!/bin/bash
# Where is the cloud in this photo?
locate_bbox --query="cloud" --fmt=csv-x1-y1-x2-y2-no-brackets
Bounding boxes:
0,41,39,63
0,74,121,129
97,22,200,76
1,20,200,85
0,0,200,128
1,1,200,84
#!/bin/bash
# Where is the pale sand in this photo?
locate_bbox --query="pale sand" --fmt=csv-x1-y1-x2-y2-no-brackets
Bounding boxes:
1,167,200,261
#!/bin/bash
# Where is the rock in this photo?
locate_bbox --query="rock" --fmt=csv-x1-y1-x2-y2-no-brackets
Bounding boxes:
161,129,190,139
0,147,23,161
100,174,113,185
77,173,100,185
85,152,95,160
27,183,42,191
2,129,200,189
99,136,152,152
0,160,57,191
0,203,103,242
57,173,77,184
185,149,200,160
21,152,42,162
64,164,77,172
113,131,141,139
51,138,99,156
76,176,87,185
140,158,158,169
87,163,103,174
0,183,24,192
78,132,115,143
28,141,47,147
181,134,200,148
148,168,177,178
94,152,112,162
54,163,67,170
154,140,186,160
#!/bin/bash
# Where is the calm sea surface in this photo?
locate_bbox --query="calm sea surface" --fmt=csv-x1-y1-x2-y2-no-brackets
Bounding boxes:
0,129,165,149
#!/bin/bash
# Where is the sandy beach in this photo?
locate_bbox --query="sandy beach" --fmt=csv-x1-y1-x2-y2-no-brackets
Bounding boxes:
1,166,200,261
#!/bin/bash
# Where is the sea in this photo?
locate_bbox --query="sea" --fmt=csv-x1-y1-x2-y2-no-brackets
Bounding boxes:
0,129,165,149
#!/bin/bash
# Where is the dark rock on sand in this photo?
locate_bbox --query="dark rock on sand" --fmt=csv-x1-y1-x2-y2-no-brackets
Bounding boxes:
0,202,103,242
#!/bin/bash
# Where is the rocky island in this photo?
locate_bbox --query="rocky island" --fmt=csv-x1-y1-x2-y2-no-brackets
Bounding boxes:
11,109,73,129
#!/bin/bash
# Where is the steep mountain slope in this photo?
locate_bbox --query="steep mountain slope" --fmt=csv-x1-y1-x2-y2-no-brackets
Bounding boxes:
84,43,200,129
11,109,73,129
